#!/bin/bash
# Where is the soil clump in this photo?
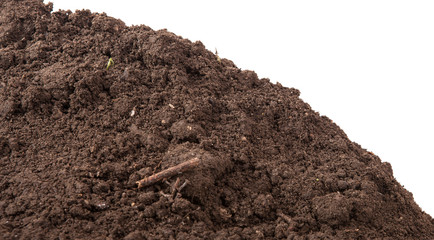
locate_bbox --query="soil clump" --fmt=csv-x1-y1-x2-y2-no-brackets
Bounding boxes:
1,0,433,239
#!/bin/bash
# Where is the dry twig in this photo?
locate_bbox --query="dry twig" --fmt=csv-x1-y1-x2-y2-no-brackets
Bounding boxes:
136,157,200,189
171,177,181,199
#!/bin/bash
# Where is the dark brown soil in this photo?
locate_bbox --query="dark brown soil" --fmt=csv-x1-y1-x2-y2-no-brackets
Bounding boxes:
1,1,433,239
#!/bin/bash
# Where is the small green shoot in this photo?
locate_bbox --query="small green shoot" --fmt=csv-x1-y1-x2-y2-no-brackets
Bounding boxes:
106,57,114,70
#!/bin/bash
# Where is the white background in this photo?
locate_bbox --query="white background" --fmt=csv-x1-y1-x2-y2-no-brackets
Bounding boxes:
44,0,433,216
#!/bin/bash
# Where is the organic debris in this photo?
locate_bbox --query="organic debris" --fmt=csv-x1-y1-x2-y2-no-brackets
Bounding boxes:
0,0,433,239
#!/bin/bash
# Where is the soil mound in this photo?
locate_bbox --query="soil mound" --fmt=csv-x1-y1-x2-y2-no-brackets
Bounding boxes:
1,1,433,239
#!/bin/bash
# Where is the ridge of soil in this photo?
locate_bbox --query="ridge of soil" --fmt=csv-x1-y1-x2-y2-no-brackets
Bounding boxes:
1,1,433,239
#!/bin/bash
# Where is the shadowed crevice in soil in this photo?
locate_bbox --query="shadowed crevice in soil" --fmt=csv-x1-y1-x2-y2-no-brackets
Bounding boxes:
0,0,433,239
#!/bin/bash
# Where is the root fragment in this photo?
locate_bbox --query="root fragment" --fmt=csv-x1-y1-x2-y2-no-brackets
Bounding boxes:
136,157,200,189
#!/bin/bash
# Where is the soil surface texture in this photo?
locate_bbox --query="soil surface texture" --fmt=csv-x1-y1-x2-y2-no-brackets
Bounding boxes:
1,1,433,239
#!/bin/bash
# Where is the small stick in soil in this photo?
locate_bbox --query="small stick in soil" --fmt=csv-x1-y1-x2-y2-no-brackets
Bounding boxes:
136,157,200,189
170,177,181,198
178,179,189,192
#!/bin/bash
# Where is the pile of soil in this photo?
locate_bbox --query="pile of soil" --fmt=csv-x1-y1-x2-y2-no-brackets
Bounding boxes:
1,1,433,239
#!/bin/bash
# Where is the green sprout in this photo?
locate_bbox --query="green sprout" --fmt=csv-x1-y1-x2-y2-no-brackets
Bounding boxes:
106,57,114,70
